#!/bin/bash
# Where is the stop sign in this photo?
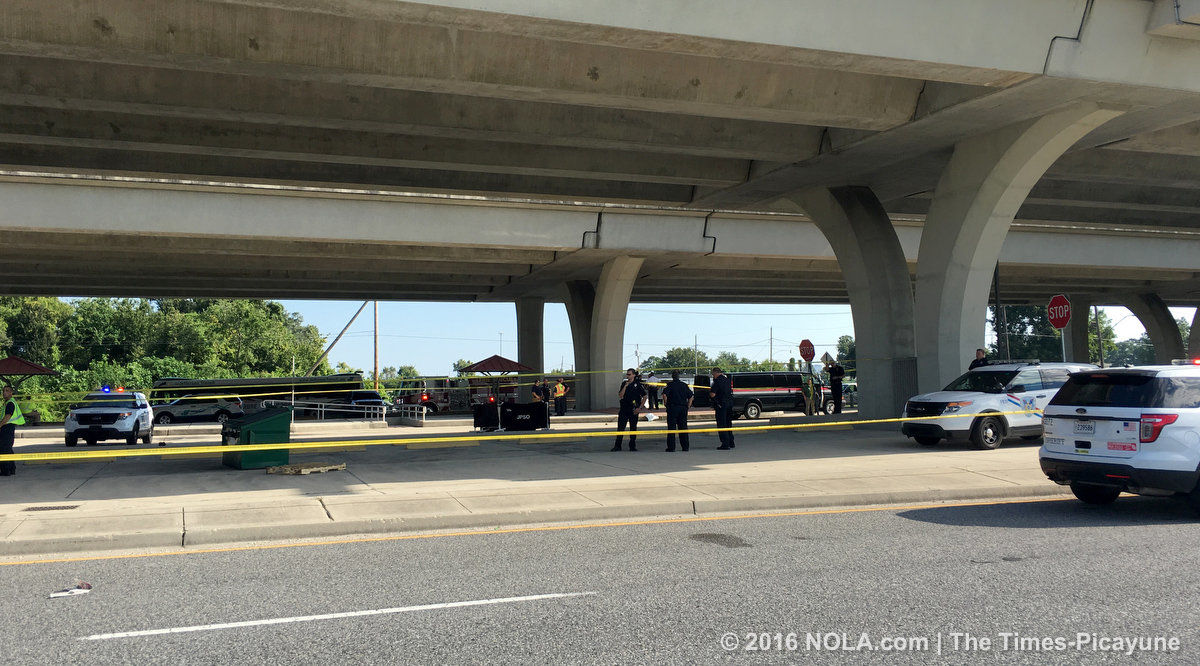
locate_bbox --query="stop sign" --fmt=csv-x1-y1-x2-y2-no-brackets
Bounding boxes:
1047,294,1072,330
799,339,815,363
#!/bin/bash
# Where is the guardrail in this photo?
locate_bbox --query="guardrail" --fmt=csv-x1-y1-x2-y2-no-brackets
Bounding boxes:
261,400,387,421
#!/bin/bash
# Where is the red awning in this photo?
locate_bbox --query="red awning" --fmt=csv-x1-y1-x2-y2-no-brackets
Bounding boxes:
0,355,58,377
457,355,535,374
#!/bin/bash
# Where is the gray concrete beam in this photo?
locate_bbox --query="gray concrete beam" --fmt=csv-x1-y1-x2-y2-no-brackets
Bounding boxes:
915,103,1124,391
515,297,545,400
1122,293,1186,364
1191,308,1200,357
0,55,827,162
0,0,923,129
564,280,595,411
0,106,751,187
590,256,642,410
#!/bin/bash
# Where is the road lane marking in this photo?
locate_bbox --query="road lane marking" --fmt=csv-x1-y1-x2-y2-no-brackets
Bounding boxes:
0,496,1071,567
80,591,597,641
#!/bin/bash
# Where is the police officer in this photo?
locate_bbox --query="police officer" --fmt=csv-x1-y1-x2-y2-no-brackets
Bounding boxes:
662,371,693,452
0,385,23,476
709,367,735,450
969,348,990,370
529,377,551,428
645,372,660,410
827,359,846,414
612,369,645,452
552,377,569,416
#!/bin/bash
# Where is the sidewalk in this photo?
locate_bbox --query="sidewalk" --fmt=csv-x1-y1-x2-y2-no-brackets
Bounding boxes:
0,420,1066,557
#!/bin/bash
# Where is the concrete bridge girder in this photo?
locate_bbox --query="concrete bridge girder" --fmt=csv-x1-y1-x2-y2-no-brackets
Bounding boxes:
1123,293,1186,364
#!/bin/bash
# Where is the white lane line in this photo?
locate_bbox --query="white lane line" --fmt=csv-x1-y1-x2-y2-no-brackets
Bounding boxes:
80,591,596,641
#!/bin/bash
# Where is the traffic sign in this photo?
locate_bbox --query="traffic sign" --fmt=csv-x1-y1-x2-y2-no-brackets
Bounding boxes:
1047,294,1072,330
799,339,815,363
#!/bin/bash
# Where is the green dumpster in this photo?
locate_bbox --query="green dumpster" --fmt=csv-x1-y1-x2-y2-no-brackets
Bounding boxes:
221,407,292,470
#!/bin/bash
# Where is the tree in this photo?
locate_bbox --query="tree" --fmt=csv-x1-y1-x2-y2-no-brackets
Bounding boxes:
835,335,856,376
453,359,475,376
641,347,711,373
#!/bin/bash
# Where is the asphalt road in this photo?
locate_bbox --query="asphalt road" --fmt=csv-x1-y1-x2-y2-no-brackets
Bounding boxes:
2,496,1198,664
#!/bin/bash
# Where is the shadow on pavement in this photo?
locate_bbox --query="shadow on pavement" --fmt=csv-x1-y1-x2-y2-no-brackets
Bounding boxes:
897,496,1198,529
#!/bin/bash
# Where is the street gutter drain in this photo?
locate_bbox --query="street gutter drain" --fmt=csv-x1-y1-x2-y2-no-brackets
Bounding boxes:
23,505,80,512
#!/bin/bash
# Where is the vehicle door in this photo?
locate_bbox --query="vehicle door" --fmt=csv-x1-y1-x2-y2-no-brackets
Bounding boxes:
1005,369,1045,428
137,394,153,430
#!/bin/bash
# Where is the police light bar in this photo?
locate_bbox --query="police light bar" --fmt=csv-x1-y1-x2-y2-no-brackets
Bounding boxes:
101,386,111,393
1170,359,1200,365
117,386,125,392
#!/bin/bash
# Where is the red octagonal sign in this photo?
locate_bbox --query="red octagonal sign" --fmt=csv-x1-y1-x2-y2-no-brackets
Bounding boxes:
1047,294,1071,330
799,339,815,363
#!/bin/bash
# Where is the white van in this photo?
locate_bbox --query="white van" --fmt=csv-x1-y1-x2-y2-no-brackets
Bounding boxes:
902,362,1097,449
1040,363,1200,508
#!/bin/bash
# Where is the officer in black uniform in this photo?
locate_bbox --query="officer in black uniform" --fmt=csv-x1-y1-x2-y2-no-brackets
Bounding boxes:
662,370,693,452
827,359,846,414
529,377,551,428
612,369,645,451
968,348,990,370
709,367,736,450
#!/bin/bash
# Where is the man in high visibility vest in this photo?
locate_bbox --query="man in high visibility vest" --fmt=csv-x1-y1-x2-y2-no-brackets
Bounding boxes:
0,384,24,476
552,377,569,416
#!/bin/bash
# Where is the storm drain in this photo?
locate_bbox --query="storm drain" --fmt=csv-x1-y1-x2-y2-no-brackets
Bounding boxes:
22,505,80,512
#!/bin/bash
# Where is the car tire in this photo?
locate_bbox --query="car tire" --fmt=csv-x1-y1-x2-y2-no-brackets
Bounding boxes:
1070,482,1121,505
970,415,1004,450
744,402,762,420
155,412,174,425
914,436,940,446
65,434,77,447
142,429,152,445
822,400,835,415
215,410,231,424
126,425,139,446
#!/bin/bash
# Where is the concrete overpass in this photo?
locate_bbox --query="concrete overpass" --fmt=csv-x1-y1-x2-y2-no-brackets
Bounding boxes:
0,0,1199,415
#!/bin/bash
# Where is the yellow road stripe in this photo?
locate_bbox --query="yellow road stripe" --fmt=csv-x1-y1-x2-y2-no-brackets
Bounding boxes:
0,410,1038,462
0,496,1070,567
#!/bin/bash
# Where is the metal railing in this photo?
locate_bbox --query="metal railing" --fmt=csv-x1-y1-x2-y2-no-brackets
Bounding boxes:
261,400,387,421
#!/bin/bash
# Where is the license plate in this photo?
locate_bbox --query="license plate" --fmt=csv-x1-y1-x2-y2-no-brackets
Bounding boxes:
1073,421,1095,435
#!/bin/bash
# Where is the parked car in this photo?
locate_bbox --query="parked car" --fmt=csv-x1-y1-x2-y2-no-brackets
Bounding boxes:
693,371,833,419
64,388,153,446
1040,363,1200,508
901,361,1097,449
151,394,244,425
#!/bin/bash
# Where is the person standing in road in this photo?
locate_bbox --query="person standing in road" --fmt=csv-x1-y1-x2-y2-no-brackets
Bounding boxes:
0,385,24,476
612,369,645,452
645,372,660,410
662,371,693,452
827,359,846,414
709,367,736,450
969,348,990,370
553,377,569,416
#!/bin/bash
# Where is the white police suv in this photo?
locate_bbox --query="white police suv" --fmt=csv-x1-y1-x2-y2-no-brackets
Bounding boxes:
64,387,153,446
902,361,1097,449
1040,362,1200,508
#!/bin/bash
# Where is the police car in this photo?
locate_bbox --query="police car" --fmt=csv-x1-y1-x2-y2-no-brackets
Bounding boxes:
64,387,153,446
1040,360,1200,508
902,361,1097,449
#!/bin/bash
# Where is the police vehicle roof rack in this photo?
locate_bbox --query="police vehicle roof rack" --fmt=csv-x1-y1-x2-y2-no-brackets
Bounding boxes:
999,359,1041,365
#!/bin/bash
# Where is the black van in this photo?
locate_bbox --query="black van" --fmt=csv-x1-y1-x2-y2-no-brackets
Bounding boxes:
693,371,833,419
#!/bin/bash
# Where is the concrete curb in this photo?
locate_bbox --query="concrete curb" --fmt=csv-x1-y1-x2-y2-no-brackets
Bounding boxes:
0,485,1074,557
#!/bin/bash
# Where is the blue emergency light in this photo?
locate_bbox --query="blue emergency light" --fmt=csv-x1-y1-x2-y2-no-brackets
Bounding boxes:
101,385,111,393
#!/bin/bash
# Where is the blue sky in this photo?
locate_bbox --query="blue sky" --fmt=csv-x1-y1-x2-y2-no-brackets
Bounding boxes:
278,300,1195,378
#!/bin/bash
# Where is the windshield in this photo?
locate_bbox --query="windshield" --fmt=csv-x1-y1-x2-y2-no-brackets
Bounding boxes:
943,370,1018,393
78,394,140,409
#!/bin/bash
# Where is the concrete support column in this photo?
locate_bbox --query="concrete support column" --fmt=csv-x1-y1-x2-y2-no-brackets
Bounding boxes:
589,256,643,410
1190,307,1200,358
914,103,1124,392
1063,294,1094,363
564,280,595,411
1123,294,1185,364
515,297,544,401
788,186,916,417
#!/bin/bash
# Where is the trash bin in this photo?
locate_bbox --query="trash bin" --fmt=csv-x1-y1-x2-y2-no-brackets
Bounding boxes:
221,407,291,470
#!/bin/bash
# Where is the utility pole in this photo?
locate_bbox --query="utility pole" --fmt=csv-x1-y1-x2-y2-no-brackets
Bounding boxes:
694,335,699,378
1094,305,1105,367
373,301,379,390
769,327,774,369
635,344,641,370
498,331,503,355
308,300,368,375
993,266,1010,360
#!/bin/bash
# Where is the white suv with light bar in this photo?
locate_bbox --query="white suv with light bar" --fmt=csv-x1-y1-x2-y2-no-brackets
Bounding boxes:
901,361,1097,449
64,387,154,447
1040,362,1200,509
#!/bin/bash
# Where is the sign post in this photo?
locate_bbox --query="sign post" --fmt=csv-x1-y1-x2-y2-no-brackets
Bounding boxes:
799,340,816,416
1047,294,1072,362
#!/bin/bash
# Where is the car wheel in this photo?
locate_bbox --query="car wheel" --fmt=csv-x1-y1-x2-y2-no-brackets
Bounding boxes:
142,429,152,445
126,425,139,446
914,436,940,446
155,412,173,425
215,410,231,424
822,400,835,415
970,416,1004,450
65,434,77,447
1070,482,1121,505
744,402,762,419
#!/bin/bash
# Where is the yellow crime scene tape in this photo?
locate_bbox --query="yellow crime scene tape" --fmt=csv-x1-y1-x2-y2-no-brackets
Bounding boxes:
0,410,1039,463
